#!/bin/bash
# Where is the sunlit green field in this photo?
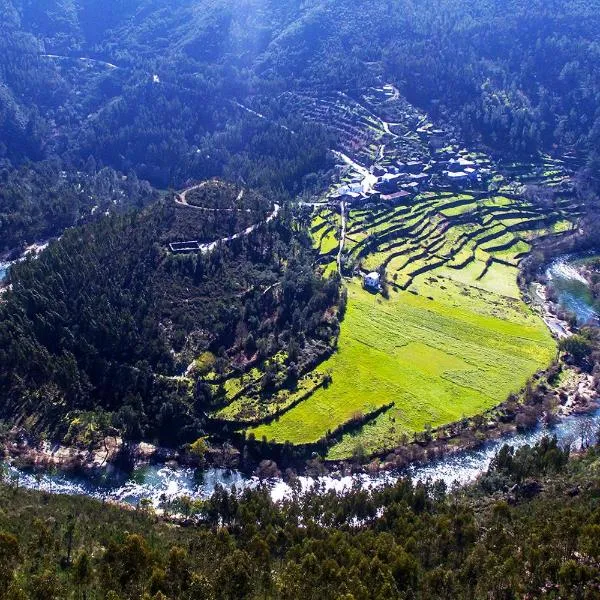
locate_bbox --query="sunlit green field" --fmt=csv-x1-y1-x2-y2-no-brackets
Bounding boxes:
249,272,555,456
247,180,579,458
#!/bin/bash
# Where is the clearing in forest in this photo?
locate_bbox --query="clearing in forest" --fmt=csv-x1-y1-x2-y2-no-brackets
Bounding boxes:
250,272,555,456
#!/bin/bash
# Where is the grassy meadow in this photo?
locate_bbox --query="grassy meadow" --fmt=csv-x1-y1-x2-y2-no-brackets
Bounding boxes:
249,273,555,457
245,178,579,458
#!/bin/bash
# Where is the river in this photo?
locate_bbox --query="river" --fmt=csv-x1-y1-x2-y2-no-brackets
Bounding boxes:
0,240,53,286
546,256,599,325
4,409,599,506
3,257,600,507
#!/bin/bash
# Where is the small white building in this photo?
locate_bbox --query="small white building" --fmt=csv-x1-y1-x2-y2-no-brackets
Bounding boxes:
446,171,469,183
363,271,381,290
449,157,476,172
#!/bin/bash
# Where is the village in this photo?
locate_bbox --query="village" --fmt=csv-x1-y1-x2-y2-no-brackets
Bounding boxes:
326,85,494,209
294,84,576,294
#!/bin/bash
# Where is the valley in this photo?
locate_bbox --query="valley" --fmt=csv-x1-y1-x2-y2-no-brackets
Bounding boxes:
0,77,588,467
3,2,600,597
229,86,584,458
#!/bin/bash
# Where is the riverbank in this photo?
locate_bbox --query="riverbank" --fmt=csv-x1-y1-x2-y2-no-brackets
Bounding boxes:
3,355,598,488
0,238,54,286
3,401,599,508
0,433,214,479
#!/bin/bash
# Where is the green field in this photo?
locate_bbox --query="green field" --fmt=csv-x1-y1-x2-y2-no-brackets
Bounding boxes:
246,164,580,458
249,272,555,456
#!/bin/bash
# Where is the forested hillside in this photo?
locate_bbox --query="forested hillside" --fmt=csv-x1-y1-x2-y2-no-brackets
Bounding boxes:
0,160,157,251
1,0,599,444
0,181,342,446
1,438,599,599
2,0,600,193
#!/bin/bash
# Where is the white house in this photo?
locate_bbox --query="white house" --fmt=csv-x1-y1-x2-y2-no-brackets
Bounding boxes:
446,171,469,183
363,271,381,290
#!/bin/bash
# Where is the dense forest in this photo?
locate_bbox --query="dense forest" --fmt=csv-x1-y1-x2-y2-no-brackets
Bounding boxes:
0,159,157,252
2,0,600,195
0,181,342,446
0,437,599,598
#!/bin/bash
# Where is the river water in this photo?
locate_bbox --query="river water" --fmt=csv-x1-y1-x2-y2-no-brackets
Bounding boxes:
546,256,599,325
5,409,599,506
3,256,600,507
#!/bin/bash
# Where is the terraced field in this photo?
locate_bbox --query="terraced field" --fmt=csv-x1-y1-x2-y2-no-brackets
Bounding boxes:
205,88,583,460
311,208,340,256
248,180,581,457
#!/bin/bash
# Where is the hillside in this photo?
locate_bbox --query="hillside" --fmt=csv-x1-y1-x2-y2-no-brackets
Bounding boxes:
1,0,599,193
0,180,342,446
0,160,157,252
241,84,579,458
0,438,599,598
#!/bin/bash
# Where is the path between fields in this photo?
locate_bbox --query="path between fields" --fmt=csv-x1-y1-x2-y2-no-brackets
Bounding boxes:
337,198,347,275
339,91,400,139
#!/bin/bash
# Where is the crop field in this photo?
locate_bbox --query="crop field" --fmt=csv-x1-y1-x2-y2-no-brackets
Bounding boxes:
248,180,582,456
238,89,584,459
250,277,555,455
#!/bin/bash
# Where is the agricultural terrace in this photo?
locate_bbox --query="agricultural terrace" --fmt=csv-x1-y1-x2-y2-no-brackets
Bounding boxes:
217,88,582,460
249,176,581,458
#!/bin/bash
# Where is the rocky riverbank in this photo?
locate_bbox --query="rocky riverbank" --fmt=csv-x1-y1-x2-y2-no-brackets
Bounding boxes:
0,429,242,479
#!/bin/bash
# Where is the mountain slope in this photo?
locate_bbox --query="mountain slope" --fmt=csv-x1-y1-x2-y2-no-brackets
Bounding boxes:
0,181,341,445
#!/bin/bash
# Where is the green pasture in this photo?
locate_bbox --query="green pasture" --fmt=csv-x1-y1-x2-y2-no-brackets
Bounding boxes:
258,175,576,458
248,277,555,456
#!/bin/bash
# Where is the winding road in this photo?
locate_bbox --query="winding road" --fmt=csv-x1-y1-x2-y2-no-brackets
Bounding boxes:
176,184,252,213
197,204,281,253
175,184,281,254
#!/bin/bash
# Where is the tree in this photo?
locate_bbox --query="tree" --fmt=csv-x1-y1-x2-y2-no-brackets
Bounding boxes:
28,570,62,600
0,532,19,595
73,552,92,599
189,437,209,463
559,334,594,368
215,550,253,600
